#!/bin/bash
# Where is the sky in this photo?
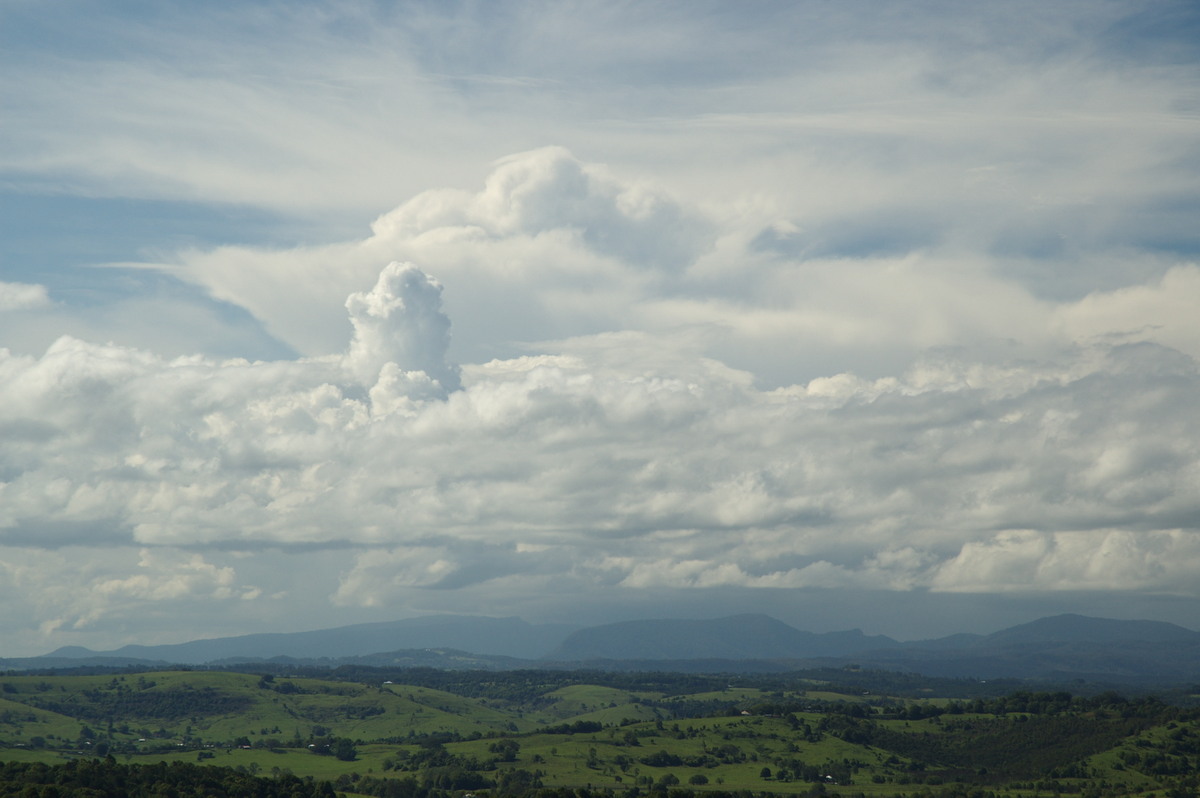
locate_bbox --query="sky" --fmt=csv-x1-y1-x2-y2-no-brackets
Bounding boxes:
2,0,1200,657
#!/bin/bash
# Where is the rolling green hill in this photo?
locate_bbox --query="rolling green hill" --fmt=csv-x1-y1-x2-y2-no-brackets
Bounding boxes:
0,667,1198,797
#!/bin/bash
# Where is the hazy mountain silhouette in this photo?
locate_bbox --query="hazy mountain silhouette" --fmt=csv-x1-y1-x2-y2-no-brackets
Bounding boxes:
42,615,576,664
13,612,1200,686
546,614,900,661
969,613,1200,647
856,613,1200,683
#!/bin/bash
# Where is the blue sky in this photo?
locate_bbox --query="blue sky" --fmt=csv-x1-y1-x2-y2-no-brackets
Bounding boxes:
2,0,1200,656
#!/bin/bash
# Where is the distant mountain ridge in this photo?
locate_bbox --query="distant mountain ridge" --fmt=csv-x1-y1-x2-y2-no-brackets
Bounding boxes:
41,615,577,664
547,614,900,660
854,613,1200,684
9,612,1200,686
966,613,1200,646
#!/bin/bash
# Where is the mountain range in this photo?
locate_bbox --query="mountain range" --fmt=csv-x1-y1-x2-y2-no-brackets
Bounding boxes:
43,615,572,664
8,612,1200,686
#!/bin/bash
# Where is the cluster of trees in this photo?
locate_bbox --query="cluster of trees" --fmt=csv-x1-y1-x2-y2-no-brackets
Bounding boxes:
245,666,747,705
0,759,336,797
364,740,545,797
812,704,1188,783
14,685,251,723
740,689,1170,724
543,720,604,735
760,759,859,786
1117,724,1200,777
380,738,527,777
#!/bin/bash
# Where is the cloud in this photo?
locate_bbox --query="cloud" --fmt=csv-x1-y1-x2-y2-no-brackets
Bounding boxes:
158,146,1120,390
3,1,1200,651
5,148,1200,655
91,548,247,603
166,147,714,365
5,279,1198,614
931,529,1200,593
0,274,295,362
156,143,1200,393
0,546,258,640
1054,265,1200,359
345,261,460,394
2,282,1200,656
0,281,50,311
370,146,710,272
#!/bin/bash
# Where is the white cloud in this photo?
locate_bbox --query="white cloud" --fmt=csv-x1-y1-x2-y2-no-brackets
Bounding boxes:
7,272,1197,626
0,546,258,645
165,147,713,365
369,147,711,272
1054,265,1200,359
91,549,244,604
345,261,460,393
3,2,1200,651
152,143,1200,393
0,281,50,311
152,148,1122,390
931,529,1200,594
6,147,1200,652
1,295,1198,653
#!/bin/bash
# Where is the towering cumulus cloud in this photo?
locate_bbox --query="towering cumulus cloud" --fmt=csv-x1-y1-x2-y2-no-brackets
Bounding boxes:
344,262,460,396
169,147,714,364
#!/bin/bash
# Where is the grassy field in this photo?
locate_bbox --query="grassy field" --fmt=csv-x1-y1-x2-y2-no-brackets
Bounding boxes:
1,668,1197,797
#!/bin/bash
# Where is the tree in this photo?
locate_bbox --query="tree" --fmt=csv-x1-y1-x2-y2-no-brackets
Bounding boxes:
333,738,357,761
489,738,520,762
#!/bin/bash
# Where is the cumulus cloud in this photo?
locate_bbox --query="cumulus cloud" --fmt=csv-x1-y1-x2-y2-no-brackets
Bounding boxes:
2,295,1199,652
0,546,258,642
0,281,51,311
162,147,1200,391
6,139,1200,650
370,147,710,272
345,261,460,394
931,529,1200,594
7,281,1198,622
4,2,1200,653
167,147,715,365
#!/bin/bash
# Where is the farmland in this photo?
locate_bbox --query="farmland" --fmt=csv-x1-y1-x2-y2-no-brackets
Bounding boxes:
0,667,1198,796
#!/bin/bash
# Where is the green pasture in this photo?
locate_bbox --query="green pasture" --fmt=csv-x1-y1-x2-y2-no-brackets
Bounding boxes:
2,669,1199,797
535,685,657,720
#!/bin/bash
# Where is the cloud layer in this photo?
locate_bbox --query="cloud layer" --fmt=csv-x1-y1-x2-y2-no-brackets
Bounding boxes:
3,242,1200,649
3,2,1200,653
